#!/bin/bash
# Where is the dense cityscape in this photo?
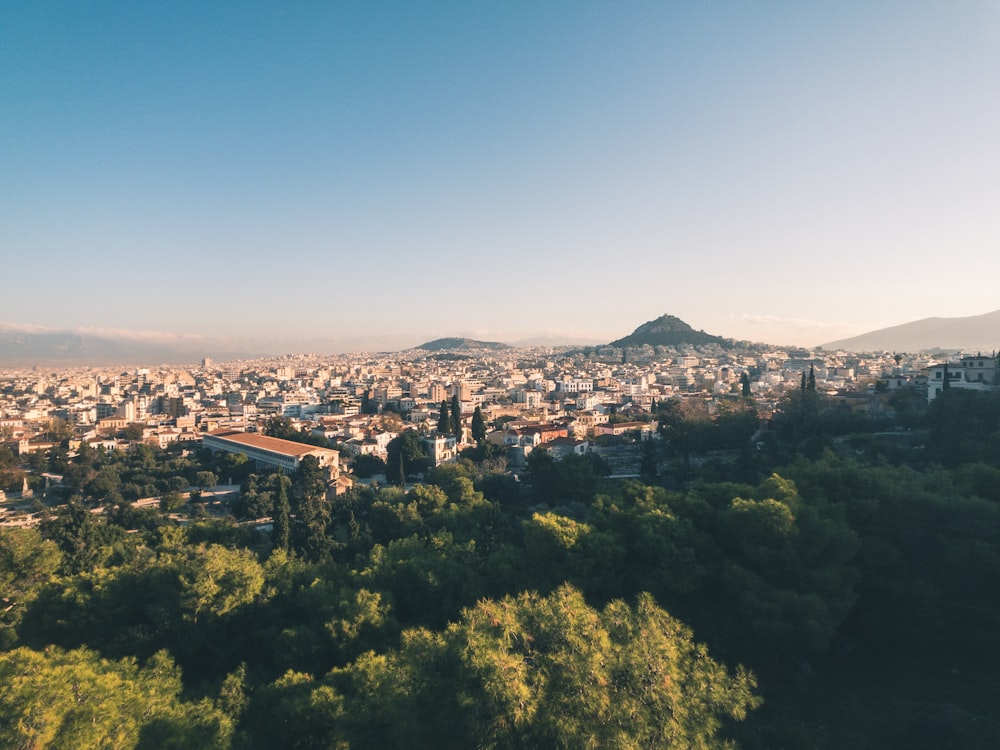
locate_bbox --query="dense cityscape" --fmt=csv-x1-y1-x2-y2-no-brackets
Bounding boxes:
1,322,975,512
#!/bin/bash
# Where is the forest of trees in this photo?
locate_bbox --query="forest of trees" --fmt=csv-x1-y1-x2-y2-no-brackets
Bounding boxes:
0,385,998,748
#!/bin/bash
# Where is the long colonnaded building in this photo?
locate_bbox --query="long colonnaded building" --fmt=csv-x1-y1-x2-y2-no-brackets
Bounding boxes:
202,429,341,475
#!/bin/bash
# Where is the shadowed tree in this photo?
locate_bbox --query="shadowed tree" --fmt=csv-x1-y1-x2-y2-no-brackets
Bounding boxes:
471,405,487,444
386,431,430,480
272,475,291,552
450,394,462,440
292,456,333,562
0,528,61,648
437,400,451,435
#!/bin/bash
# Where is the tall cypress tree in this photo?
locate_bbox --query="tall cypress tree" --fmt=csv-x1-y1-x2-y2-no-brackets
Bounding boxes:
807,365,816,392
451,394,462,440
437,400,451,434
272,476,290,552
740,372,752,399
471,405,486,444
397,453,406,487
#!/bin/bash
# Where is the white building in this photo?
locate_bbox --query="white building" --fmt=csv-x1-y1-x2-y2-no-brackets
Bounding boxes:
927,355,998,401
422,434,458,467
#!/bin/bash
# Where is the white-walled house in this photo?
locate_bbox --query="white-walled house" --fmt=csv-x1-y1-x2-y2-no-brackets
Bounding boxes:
927,355,999,400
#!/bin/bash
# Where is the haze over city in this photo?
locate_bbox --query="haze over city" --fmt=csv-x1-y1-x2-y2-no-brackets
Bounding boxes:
4,2,1000,353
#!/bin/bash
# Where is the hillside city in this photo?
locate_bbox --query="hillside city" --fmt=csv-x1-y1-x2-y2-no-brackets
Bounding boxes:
2,327,994,511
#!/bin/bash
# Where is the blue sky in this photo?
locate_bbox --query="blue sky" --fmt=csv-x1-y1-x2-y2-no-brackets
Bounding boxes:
3,1,1000,352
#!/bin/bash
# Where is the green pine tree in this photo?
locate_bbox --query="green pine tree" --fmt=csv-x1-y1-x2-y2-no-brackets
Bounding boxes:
397,454,406,487
272,476,290,551
451,394,462,441
437,400,450,434
471,405,486,444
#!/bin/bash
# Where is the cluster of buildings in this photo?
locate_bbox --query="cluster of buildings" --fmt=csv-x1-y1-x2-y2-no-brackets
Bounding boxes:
1,344,997,486
926,353,1000,400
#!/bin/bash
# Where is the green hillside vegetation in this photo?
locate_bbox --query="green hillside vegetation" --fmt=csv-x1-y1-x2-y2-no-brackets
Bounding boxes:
0,386,998,747
609,314,730,348
413,337,511,351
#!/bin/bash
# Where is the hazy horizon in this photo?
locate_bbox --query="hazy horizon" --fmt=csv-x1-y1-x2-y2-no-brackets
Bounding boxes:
3,307,1000,364
0,312,854,355
4,3,1000,349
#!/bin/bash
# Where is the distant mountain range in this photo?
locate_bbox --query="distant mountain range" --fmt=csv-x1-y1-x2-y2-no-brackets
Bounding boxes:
822,310,1000,353
0,327,258,367
410,316,730,353
13,308,988,367
412,337,511,352
608,314,729,349
0,316,730,367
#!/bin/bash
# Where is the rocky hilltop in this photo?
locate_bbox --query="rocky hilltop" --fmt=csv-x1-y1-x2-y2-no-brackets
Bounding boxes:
609,314,728,348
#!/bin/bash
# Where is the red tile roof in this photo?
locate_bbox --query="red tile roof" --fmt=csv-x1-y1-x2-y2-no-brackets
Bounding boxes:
206,430,335,458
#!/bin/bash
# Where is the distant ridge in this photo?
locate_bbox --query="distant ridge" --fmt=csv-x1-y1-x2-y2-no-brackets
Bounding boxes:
609,314,728,348
822,310,1000,352
0,327,259,367
413,337,511,352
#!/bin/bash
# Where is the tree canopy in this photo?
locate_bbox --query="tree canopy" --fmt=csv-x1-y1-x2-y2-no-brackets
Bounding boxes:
4,385,1000,747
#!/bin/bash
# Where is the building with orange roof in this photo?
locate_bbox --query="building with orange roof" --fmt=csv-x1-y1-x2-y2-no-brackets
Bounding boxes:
202,429,340,475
